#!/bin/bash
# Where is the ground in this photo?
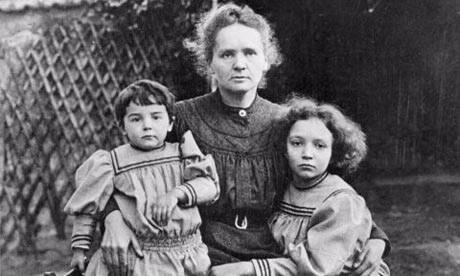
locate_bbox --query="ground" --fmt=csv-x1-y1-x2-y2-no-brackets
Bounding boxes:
2,176,460,276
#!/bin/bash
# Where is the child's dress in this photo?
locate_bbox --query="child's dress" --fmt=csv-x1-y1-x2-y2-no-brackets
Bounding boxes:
64,131,219,276
268,173,390,276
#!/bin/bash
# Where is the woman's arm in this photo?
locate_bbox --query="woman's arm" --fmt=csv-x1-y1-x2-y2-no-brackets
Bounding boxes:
350,239,386,276
349,211,390,275
101,211,143,276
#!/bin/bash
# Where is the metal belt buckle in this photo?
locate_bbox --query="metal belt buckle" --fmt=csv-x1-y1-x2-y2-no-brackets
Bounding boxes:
234,214,248,229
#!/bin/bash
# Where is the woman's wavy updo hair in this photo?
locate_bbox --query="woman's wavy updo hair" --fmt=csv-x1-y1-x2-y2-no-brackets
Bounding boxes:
185,2,282,76
114,79,175,128
278,96,368,176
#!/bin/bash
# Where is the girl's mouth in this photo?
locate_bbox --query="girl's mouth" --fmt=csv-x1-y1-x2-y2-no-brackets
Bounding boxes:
142,135,155,139
299,164,315,169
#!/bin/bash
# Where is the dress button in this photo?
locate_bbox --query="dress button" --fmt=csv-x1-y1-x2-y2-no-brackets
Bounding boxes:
238,109,247,117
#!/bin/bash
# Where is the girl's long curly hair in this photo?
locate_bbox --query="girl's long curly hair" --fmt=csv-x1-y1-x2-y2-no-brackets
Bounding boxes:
278,96,368,176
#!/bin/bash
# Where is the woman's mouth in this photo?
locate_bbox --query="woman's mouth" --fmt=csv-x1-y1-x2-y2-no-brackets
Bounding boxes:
231,76,249,80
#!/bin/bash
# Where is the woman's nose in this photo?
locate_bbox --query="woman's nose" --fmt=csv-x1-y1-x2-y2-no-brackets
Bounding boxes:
233,53,247,70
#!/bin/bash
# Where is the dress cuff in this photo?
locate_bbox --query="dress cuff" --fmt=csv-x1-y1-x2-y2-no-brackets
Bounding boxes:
176,183,196,207
71,214,96,250
251,259,271,276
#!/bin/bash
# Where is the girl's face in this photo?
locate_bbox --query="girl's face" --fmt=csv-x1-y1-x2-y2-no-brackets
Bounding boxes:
209,23,268,97
123,101,172,150
286,118,333,184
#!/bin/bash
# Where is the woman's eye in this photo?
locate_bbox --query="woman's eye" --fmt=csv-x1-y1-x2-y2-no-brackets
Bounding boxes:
130,117,140,122
245,49,257,56
221,52,233,58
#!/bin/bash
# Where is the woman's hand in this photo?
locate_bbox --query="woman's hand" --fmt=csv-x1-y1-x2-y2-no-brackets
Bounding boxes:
350,239,385,276
101,211,143,276
70,248,86,272
151,190,183,226
208,262,255,276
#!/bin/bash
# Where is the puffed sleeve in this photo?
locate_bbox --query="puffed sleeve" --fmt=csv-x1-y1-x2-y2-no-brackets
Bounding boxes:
63,150,115,250
288,191,372,275
175,130,220,207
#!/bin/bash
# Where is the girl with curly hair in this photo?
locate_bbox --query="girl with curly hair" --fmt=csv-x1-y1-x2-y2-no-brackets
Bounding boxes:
267,97,390,275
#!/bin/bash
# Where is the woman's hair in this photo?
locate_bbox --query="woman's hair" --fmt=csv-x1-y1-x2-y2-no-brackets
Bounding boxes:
114,79,175,128
278,96,367,176
185,2,282,76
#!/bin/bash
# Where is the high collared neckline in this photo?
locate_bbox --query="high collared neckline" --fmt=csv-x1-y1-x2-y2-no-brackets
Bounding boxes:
213,90,260,117
179,90,281,137
129,142,166,152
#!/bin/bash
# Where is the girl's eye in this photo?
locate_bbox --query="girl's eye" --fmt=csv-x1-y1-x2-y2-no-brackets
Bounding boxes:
315,143,327,149
130,117,140,122
290,140,302,147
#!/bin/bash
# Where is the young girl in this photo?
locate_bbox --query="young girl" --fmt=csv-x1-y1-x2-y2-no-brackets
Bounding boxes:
266,97,390,276
64,79,219,276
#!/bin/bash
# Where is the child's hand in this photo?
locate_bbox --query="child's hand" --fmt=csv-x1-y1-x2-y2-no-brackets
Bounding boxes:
151,191,180,226
70,248,86,272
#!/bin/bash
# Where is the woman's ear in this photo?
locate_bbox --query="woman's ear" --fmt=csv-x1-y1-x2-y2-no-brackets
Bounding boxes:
262,58,269,72
208,65,215,75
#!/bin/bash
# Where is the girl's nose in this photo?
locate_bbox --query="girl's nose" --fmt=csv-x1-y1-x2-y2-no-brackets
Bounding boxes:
142,118,154,130
301,145,313,158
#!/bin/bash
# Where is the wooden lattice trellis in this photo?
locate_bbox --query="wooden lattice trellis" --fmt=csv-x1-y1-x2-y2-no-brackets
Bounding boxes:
0,18,178,253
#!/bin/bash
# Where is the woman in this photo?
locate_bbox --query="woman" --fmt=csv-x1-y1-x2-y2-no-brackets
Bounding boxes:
101,3,389,275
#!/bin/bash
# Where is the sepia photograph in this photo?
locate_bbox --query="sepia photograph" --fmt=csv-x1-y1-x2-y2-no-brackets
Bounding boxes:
1,0,459,275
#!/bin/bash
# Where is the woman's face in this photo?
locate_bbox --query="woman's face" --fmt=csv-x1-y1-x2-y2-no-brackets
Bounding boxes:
209,24,268,96
286,118,333,184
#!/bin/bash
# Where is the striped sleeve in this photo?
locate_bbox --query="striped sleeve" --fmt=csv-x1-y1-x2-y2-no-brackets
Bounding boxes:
176,182,197,206
251,258,297,276
179,131,220,207
251,259,271,276
70,214,96,250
